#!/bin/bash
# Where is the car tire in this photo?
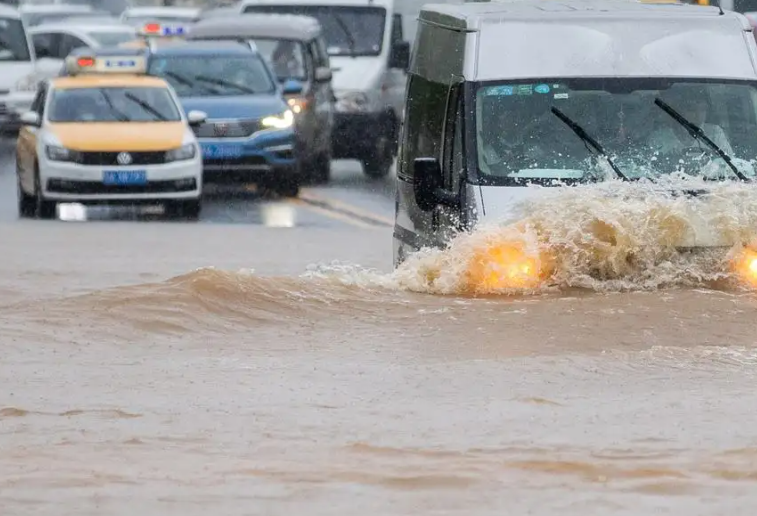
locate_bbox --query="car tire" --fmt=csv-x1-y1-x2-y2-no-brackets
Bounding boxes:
310,151,331,185
275,179,300,198
362,130,393,179
165,199,202,221
34,168,56,220
17,163,35,219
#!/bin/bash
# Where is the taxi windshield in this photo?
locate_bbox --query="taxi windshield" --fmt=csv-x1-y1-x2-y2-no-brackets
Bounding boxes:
48,86,182,122
475,78,757,185
148,55,276,97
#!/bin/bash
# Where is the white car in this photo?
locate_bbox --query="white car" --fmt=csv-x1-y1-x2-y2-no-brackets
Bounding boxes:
15,52,207,220
29,22,138,62
119,6,201,28
18,4,110,27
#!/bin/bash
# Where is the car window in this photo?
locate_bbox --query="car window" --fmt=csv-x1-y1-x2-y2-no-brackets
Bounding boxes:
57,33,89,58
0,16,32,61
248,39,307,81
32,32,56,58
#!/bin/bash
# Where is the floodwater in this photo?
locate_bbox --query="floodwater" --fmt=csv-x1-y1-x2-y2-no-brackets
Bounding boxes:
3,173,757,515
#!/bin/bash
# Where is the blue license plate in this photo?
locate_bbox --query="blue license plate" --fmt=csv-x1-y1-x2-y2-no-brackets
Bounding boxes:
103,170,147,185
202,144,243,159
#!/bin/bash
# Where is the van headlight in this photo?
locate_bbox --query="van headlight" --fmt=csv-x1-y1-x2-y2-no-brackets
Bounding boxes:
165,143,196,162
46,145,81,162
15,74,39,93
261,110,294,129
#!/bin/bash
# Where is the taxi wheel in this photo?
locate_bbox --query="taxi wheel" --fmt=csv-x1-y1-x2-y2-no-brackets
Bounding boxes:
33,169,56,220
17,169,35,219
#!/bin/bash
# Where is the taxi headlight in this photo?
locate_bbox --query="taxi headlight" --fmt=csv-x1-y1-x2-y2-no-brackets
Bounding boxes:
15,75,39,93
261,110,294,130
45,145,81,163
165,143,196,162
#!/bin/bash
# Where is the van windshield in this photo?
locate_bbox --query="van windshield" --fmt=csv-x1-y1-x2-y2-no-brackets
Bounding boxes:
241,4,385,57
0,17,31,61
475,78,757,185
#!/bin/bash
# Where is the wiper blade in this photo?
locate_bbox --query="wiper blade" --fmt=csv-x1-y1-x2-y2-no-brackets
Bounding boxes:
122,92,168,121
654,97,747,181
99,89,130,121
550,106,629,181
333,13,357,56
162,71,216,94
193,75,257,94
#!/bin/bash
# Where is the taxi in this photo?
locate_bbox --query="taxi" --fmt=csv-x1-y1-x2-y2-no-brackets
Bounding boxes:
15,53,207,220
119,21,189,50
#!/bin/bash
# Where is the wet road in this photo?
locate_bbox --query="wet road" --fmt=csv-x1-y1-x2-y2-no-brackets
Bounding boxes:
3,139,757,515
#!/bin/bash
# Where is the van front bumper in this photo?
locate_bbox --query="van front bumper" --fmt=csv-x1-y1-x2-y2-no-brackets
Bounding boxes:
332,112,384,160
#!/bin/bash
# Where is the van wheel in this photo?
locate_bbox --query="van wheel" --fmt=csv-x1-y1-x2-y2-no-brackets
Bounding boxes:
362,133,393,179
34,168,56,220
310,151,331,184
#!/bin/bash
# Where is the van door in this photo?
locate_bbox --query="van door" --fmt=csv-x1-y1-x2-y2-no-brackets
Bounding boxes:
393,73,449,258
434,82,466,243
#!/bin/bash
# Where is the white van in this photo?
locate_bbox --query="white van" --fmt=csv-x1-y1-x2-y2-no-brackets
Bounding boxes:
238,0,411,178
394,0,757,267
0,5,59,137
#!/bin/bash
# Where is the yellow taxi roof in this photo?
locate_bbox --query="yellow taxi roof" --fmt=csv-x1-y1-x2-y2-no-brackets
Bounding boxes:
52,74,170,90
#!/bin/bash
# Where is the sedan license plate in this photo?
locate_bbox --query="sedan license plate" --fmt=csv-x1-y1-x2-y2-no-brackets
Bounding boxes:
202,144,243,159
103,170,147,185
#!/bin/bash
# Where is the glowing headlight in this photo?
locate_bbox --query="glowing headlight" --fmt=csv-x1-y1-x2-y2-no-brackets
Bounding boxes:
15,75,39,93
465,240,543,292
287,97,309,114
261,110,294,129
45,145,81,163
165,143,196,162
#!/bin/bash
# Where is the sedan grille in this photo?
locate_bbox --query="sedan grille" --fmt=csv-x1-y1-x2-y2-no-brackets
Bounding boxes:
192,119,264,139
77,151,168,166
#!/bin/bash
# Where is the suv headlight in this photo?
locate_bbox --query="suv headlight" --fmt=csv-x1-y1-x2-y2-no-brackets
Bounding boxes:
165,143,196,162
15,74,39,93
45,145,81,162
335,91,370,113
261,110,294,130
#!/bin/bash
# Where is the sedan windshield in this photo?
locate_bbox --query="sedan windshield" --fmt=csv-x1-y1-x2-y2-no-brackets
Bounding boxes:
148,55,276,97
242,5,385,57
475,78,757,185
48,87,182,122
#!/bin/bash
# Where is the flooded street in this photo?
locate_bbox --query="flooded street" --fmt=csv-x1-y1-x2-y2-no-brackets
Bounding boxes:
2,142,757,515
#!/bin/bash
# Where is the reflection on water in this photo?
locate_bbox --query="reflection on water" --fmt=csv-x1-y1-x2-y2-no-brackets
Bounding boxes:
260,202,296,228
57,202,166,222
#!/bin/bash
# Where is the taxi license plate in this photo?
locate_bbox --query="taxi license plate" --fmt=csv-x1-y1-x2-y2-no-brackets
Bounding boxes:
202,144,243,159
103,170,147,185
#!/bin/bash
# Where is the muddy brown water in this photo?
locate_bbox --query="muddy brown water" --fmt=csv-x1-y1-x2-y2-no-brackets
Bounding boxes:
3,182,757,515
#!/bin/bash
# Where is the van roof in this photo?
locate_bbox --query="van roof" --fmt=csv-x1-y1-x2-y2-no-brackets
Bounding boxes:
189,13,322,41
240,0,394,8
0,4,20,18
418,0,757,81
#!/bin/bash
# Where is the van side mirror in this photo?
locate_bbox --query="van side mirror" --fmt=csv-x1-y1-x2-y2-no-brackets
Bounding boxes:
20,111,41,127
413,157,457,211
314,66,332,82
282,79,304,95
389,40,410,70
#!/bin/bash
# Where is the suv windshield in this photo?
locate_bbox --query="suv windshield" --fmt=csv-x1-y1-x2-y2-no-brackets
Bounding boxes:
148,54,276,97
0,17,31,61
48,87,182,122
475,78,757,185
242,5,385,57
250,38,307,81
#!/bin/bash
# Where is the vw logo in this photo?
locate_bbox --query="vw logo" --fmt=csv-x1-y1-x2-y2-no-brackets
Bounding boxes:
116,152,132,165
213,123,229,136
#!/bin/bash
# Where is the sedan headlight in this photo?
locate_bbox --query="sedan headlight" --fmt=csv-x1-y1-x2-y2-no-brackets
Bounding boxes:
45,145,81,163
261,110,294,130
165,143,196,162
15,74,39,93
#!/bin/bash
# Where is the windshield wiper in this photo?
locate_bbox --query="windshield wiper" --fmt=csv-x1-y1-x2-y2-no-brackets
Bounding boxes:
122,92,168,121
193,75,257,94
332,13,357,56
653,97,747,181
550,106,629,181
162,71,216,95
99,89,131,122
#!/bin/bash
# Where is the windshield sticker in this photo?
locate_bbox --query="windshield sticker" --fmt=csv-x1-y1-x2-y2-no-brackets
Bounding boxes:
516,84,533,95
535,84,550,94
484,85,514,96
554,93,569,99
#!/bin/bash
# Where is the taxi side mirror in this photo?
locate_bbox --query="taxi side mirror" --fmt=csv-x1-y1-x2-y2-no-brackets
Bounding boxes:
314,66,332,82
414,157,458,211
20,111,41,127
187,110,207,126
